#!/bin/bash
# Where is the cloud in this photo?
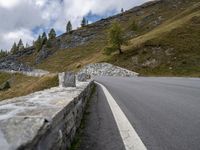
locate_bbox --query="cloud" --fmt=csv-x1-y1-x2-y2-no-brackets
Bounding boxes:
0,0,151,51
0,0,19,8
1,29,35,50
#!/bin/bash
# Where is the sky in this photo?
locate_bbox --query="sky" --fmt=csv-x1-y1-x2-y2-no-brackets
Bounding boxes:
0,0,151,51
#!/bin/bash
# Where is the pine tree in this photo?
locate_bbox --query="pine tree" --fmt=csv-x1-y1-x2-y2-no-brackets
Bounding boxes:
17,39,23,47
81,17,87,27
0,49,7,58
11,42,18,54
35,35,43,52
48,28,56,40
17,39,24,51
42,32,47,45
66,21,72,32
26,43,30,48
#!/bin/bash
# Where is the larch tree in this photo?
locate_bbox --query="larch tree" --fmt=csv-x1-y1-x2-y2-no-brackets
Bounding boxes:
105,22,126,54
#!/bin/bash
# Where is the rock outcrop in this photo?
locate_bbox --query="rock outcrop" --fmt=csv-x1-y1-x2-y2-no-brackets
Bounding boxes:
0,56,32,72
35,46,54,64
0,46,35,71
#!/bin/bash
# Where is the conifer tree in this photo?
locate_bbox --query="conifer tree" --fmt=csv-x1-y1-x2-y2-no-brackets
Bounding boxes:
66,21,72,32
81,17,87,27
0,49,8,58
17,39,24,51
48,28,56,39
35,35,43,52
104,22,126,54
11,42,18,54
42,32,47,45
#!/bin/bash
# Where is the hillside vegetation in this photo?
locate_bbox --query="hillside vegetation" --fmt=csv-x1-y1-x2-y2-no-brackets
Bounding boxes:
18,0,200,76
0,72,59,101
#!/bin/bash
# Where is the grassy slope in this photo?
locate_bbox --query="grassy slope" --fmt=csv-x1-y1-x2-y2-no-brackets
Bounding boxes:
0,72,11,85
0,72,59,101
36,40,107,72
21,0,200,76
109,3,200,76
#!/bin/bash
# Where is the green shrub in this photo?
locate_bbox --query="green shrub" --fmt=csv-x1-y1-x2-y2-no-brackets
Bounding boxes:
130,20,138,31
0,81,11,91
103,46,117,55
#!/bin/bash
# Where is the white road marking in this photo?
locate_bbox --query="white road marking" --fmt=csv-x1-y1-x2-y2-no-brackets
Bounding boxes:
95,81,147,150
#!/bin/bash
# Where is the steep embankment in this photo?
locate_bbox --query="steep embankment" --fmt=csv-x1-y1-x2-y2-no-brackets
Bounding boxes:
5,0,200,76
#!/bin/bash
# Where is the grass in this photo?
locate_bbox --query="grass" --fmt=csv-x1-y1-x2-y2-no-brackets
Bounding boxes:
0,73,59,101
0,72,11,85
107,11,200,77
17,0,200,77
105,1,200,77
126,5,200,50
35,39,107,72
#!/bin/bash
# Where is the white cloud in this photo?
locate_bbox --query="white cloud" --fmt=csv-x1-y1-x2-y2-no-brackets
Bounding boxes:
0,0,19,8
1,29,35,49
35,0,48,7
0,0,151,51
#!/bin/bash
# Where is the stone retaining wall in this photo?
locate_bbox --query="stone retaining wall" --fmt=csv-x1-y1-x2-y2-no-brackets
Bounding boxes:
0,69,50,77
0,80,94,150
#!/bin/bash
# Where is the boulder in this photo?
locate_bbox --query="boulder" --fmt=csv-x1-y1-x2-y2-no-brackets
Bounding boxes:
77,73,90,82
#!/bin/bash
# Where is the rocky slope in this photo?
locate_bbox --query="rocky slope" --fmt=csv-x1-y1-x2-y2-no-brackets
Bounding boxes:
0,0,199,76
0,47,34,71
78,63,139,77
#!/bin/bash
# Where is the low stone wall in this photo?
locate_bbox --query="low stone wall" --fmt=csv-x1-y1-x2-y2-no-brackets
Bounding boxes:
0,80,94,150
0,69,50,77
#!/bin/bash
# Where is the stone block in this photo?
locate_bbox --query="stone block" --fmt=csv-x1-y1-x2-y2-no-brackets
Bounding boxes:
77,73,90,82
60,72,76,87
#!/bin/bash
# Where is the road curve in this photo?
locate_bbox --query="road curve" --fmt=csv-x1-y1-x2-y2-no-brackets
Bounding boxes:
94,77,200,150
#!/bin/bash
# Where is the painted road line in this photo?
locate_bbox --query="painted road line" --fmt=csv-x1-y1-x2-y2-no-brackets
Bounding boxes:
95,81,147,150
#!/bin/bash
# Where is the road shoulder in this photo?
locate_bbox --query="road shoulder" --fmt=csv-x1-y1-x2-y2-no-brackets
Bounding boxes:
70,84,125,150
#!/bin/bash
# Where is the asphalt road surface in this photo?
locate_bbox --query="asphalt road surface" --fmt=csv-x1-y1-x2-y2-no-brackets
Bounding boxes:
78,77,200,150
